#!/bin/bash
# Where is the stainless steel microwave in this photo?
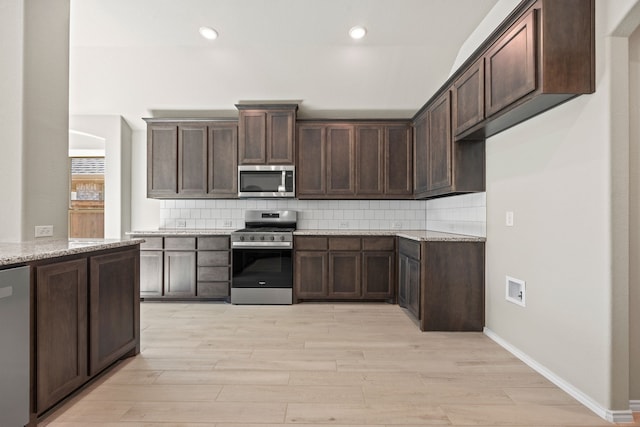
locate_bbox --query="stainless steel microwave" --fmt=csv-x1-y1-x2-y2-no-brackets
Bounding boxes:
238,165,295,198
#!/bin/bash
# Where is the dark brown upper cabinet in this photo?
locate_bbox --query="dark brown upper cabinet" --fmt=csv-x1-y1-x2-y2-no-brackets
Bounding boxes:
145,119,238,199
147,123,178,197
484,9,536,118
236,104,297,165
208,124,238,197
178,123,208,196
414,92,485,199
453,0,594,140
427,91,452,193
297,121,412,199
355,125,384,196
452,58,485,137
326,125,356,196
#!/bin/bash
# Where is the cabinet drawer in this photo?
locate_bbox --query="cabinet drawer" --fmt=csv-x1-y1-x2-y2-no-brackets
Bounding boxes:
164,237,196,250
139,237,163,250
197,282,229,297
197,251,229,266
198,236,229,250
295,236,328,251
399,238,420,259
362,236,395,251
329,237,361,251
197,266,229,282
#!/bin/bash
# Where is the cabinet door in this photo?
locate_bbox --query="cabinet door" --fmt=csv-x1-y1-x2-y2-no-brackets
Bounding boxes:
427,91,452,192
297,125,326,196
164,251,196,296
208,123,238,196
398,254,408,308
178,124,208,196
140,250,163,297
328,252,361,298
295,251,328,299
89,250,139,376
485,10,536,117
238,111,267,164
453,58,485,136
267,110,295,164
355,126,384,196
385,125,413,196
413,111,429,196
147,124,178,197
326,126,355,196
35,258,88,414
407,257,421,320
362,251,395,300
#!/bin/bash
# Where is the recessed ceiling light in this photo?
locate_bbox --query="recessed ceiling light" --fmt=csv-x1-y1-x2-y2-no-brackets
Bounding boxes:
199,26,218,40
349,25,367,40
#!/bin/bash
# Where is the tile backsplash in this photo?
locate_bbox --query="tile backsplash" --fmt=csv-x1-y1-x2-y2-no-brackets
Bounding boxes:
158,192,486,237
159,199,427,230
426,192,486,237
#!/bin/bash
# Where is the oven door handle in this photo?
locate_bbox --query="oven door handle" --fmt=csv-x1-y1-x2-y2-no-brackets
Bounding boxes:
231,241,292,249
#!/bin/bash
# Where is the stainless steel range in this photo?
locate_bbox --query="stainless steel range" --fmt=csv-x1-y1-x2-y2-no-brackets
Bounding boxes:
230,210,296,304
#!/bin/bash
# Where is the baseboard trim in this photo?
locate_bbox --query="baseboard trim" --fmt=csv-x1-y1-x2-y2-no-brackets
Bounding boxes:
630,400,640,412
483,327,634,423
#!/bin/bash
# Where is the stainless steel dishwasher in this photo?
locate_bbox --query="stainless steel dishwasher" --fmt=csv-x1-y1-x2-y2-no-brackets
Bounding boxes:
0,265,30,427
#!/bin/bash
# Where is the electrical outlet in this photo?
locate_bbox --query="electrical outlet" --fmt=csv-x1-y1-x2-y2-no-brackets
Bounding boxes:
223,220,233,228
339,221,349,229
35,225,53,238
176,220,186,228
506,211,514,227
391,222,402,229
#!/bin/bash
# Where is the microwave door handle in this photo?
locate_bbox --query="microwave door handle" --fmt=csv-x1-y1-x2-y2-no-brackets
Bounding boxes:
278,171,286,192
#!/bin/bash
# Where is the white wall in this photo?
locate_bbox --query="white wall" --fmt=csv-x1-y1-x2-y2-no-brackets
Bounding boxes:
69,115,132,238
462,0,640,419
0,0,70,241
629,23,640,404
0,0,25,242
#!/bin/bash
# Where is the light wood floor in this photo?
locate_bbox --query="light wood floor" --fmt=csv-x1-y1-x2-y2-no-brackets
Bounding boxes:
39,302,638,426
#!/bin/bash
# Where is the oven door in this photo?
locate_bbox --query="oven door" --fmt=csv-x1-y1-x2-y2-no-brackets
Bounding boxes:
232,248,292,289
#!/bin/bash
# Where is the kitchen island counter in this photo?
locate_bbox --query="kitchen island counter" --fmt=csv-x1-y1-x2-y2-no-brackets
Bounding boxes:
0,238,144,267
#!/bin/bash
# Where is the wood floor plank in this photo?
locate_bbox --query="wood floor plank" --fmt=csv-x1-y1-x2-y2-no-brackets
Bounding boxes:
37,302,634,427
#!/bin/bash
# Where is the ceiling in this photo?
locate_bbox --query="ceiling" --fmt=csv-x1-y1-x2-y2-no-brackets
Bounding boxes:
69,0,499,131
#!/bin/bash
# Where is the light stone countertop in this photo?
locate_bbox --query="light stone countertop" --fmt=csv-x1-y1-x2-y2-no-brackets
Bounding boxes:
0,238,145,267
294,229,485,242
128,229,233,236
128,229,484,242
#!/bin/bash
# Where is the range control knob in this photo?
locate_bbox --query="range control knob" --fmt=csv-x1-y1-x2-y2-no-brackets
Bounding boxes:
260,236,265,241
280,235,285,241
270,236,275,241
250,236,255,241
239,236,245,241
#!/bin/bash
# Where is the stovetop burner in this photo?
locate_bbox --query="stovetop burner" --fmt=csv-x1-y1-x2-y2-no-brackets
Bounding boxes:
231,210,297,249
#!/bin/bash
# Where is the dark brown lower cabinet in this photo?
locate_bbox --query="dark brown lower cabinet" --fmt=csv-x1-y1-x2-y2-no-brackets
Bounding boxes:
33,245,140,420
89,249,139,376
328,252,361,298
35,258,88,415
135,235,231,300
422,241,485,331
294,236,395,302
295,251,328,299
398,239,421,320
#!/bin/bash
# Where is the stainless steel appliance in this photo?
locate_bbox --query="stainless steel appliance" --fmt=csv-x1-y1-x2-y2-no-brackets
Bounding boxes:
238,165,295,198
231,210,296,304
0,266,30,427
